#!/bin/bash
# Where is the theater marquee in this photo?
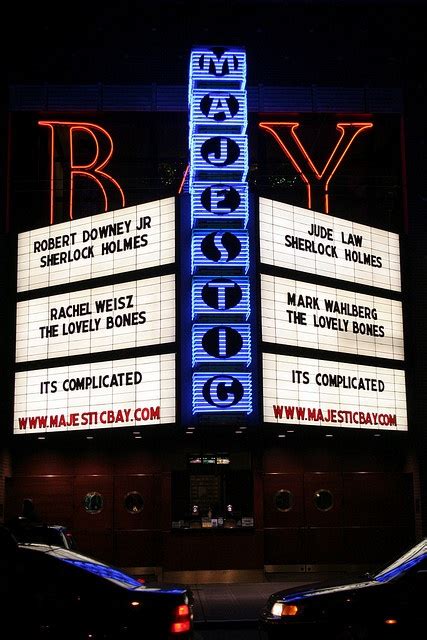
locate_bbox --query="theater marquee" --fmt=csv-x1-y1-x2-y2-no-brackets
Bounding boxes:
261,275,404,360
17,197,175,291
14,198,176,435
14,354,175,434
259,198,401,291
260,197,407,432
263,353,407,431
16,275,175,362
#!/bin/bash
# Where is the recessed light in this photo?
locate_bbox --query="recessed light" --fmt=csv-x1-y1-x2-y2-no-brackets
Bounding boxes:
278,434,286,438
325,434,333,438
235,430,243,434
86,436,94,440
286,430,294,433
134,435,142,439
37,436,46,440
374,433,381,437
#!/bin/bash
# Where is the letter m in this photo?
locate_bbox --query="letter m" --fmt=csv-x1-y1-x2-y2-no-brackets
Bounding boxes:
198,49,239,76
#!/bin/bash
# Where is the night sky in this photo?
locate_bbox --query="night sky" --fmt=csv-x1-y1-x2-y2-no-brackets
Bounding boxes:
5,0,426,89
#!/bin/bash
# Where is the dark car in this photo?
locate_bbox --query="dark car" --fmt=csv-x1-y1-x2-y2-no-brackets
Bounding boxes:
7,518,77,549
3,541,193,639
259,538,427,639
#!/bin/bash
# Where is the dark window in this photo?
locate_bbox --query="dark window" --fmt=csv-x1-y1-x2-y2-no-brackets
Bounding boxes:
274,489,294,512
124,492,144,514
313,489,334,512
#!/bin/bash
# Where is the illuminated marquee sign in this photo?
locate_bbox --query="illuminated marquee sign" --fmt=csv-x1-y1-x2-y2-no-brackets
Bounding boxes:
191,182,249,226
189,47,252,415
261,274,404,360
15,197,176,435
259,197,401,292
260,197,407,432
16,275,175,362
192,277,250,318
17,197,175,292
192,324,251,366
263,353,407,432
14,354,175,434
192,230,249,272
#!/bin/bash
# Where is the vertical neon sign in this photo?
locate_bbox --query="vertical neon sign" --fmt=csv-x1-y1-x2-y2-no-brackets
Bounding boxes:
188,47,252,415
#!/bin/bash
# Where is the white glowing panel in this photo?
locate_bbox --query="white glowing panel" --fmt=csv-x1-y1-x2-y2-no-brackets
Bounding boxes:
261,275,404,360
259,198,401,291
263,353,407,431
16,275,175,362
14,354,175,434
17,198,175,292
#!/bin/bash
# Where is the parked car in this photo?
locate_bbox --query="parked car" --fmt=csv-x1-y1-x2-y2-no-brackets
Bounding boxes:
2,540,193,639
259,537,427,639
7,518,77,549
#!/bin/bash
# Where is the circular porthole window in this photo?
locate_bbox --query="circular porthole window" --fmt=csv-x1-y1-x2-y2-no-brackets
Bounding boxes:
83,491,103,514
313,489,334,512
274,489,294,512
124,491,144,514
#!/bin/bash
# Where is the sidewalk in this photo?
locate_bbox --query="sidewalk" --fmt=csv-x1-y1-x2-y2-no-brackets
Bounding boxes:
186,570,360,627
191,579,305,626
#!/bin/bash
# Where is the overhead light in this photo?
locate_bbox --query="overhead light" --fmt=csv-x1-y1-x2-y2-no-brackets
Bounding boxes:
325,434,333,438
286,430,294,433
86,436,94,440
37,436,46,440
235,430,243,434
278,434,286,438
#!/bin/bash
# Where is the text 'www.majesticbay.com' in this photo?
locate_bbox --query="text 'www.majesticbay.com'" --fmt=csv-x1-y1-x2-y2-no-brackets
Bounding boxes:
272,405,397,426
18,407,161,429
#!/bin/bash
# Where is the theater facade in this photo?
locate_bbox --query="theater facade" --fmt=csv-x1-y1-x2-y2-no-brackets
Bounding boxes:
2,46,421,579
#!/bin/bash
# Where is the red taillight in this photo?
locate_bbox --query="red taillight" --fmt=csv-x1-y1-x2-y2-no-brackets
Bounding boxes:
137,577,145,584
169,603,191,634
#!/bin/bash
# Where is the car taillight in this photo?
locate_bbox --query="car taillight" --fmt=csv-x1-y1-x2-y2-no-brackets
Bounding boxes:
169,603,191,634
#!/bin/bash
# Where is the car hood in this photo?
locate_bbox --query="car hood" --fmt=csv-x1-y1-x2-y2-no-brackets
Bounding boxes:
269,575,379,604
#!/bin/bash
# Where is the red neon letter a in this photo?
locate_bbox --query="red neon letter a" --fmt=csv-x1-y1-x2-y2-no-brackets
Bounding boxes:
39,121,126,224
259,121,373,213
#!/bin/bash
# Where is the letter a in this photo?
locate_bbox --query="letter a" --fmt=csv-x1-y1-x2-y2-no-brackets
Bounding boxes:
39,121,126,223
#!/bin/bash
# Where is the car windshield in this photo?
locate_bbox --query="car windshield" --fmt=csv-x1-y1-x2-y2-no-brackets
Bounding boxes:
374,538,427,582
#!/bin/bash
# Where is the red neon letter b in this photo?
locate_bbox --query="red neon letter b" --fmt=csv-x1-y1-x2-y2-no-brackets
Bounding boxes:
39,120,126,224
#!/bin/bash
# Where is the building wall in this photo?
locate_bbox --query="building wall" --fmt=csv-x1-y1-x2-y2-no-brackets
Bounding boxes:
5,437,417,570
263,442,416,568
